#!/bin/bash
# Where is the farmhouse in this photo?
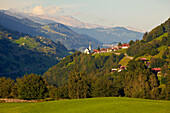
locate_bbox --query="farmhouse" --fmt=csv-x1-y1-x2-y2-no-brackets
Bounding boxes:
93,49,99,53
100,48,107,53
152,68,161,74
111,68,118,73
122,44,129,49
112,47,118,51
139,58,147,62
107,48,112,52
118,66,127,72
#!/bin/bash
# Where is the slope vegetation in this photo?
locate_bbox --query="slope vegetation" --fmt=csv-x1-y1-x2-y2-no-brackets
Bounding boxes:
0,25,69,79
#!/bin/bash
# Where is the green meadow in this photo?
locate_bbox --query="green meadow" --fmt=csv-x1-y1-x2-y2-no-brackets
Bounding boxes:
0,97,169,113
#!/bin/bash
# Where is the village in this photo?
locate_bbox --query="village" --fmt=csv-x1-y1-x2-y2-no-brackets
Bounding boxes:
84,43,162,76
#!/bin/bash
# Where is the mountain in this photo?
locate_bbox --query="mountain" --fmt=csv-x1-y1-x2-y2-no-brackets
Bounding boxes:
2,9,102,29
0,11,102,50
0,25,69,79
126,26,145,33
2,10,144,44
38,15,103,29
70,26,144,44
1,9,56,25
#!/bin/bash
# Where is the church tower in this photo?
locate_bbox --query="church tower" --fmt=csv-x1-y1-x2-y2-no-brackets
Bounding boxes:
89,42,92,51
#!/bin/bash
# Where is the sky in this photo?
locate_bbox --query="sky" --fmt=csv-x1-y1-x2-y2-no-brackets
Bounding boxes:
0,0,170,31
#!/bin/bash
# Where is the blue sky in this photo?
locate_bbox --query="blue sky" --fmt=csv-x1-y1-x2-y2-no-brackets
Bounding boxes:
0,0,170,31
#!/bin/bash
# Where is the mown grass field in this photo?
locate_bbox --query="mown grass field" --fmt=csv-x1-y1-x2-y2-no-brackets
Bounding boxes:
0,97,170,113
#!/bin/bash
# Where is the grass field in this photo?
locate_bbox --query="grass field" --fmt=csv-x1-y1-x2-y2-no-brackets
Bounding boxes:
119,57,131,66
0,97,170,113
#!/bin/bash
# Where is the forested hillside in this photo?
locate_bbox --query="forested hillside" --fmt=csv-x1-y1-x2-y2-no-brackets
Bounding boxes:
127,18,170,67
41,18,170,100
43,52,125,86
0,25,69,79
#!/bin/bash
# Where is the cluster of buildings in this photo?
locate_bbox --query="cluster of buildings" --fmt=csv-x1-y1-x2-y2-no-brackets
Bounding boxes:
92,44,130,54
139,58,162,75
84,43,130,55
111,58,162,75
84,43,162,76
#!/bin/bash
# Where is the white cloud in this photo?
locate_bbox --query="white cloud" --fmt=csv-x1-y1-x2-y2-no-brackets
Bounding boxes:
30,5,63,15
31,5,44,15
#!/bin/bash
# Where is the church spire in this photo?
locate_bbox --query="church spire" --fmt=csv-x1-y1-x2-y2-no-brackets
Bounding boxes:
89,42,92,51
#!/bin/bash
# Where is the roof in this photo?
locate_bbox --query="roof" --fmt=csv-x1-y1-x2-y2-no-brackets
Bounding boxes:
152,68,161,71
113,47,118,49
120,66,127,69
139,58,147,61
122,44,129,47
93,49,99,52
100,48,107,51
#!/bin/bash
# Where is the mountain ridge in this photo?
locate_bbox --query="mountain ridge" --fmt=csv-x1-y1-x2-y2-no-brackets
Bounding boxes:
0,11,102,50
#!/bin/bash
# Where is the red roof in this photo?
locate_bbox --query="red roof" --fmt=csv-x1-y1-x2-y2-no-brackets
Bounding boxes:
112,47,118,49
152,68,161,71
140,58,147,61
100,48,107,51
93,49,99,52
122,44,129,47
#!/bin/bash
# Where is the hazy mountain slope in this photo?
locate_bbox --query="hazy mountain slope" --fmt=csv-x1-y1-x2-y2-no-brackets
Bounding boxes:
1,10,56,25
70,27,144,44
38,15,103,29
2,10,143,44
0,12,102,50
0,25,69,79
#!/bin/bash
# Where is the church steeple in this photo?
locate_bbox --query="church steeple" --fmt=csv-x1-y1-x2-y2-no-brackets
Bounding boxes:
89,42,92,51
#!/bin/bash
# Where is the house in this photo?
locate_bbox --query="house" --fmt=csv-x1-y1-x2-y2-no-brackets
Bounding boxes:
112,47,118,51
24,36,28,39
146,62,150,68
152,68,161,74
22,43,26,46
139,58,147,62
111,68,117,73
122,44,129,49
118,66,127,72
43,41,47,44
118,46,122,49
100,48,107,53
107,48,112,52
93,49,99,53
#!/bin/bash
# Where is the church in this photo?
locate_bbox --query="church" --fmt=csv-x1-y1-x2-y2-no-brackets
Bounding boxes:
84,43,92,54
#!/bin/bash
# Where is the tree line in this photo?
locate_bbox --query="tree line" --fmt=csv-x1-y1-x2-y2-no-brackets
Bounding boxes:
0,60,169,100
